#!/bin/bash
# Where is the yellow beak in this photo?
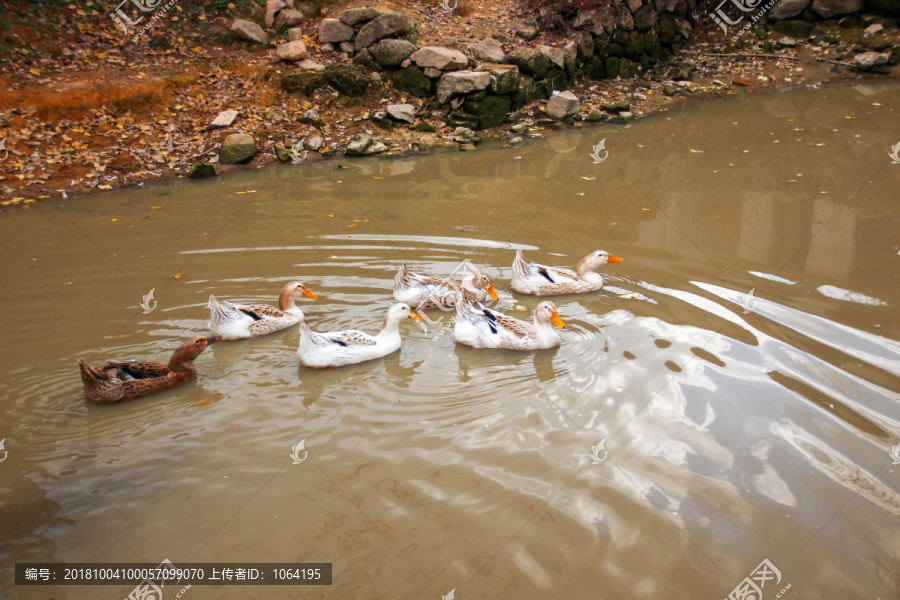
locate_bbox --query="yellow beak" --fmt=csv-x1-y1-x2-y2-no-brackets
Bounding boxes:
487,285,498,302
303,289,318,299
409,311,423,321
607,255,624,264
550,312,566,329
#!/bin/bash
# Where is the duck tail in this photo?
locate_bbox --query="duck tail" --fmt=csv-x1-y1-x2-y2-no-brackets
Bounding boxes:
208,294,241,325
512,248,528,282
394,263,410,291
78,360,103,386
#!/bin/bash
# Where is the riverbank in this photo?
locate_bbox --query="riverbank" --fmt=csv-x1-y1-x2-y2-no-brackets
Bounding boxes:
0,0,897,209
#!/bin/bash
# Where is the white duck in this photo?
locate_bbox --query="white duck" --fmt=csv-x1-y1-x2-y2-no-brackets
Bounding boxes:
454,297,566,350
393,263,498,309
208,281,317,339
297,303,422,368
511,249,623,296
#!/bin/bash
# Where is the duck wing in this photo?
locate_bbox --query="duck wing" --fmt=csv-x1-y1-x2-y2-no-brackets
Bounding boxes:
241,303,285,319
480,306,531,339
104,359,170,379
321,330,378,346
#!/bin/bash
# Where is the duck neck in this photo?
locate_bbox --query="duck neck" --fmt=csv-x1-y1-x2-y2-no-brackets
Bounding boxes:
575,259,603,287
533,316,560,344
279,288,298,313
167,354,197,377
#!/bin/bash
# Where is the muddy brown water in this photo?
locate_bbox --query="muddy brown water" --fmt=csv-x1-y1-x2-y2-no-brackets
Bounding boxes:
0,80,898,600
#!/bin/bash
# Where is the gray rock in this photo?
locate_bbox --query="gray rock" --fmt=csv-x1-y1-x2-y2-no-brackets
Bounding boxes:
769,0,812,19
340,41,355,54
318,18,354,43
572,31,594,59
481,64,520,94
320,42,334,53
355,13,412,51
562,41,577,74
281,70,326,94
392,66,433,97
615,4,634,30
266,0,286,28
538,45,565,69
777,37,799,47
626,0,643,10
423,67,443,78
219,133,258,164
298,108,323,126
436,70,492,104
472,38,506,62
386,103,417,123
373,38,415,67
812,0,863,17
273,9,303,30
230,20,268,44
338,7,380,26
305,132,324,151
546,91,580,120
675,17,692,39
410,46,468,71
516,27,539,40
288,26,303,41
345,135,373,156
853,51,890,69
189,163,216,178
452,127,480,142
209,110,238,129
507,47,550,78
364,141,389,155
400,58,412,68
276,40,309,61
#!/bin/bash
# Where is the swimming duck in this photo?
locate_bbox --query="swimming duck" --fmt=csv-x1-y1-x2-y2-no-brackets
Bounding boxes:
454,298,566,350
78,336,220,403
393,263,498,309
208,281,317,339
511,249,623,296
297,303,422,368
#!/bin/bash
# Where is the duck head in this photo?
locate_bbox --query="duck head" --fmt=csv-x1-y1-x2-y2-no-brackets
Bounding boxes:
170,335,220,364
382,303,423,331
577,250,623,273
464,268,499,301
534,301,566,329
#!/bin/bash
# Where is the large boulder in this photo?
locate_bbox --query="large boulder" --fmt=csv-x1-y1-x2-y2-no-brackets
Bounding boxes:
481,64,520,94
281,70,326,94
230,20,268,44
219,134,258,164
462,94,511,129
373,39,416,67
276,40,308,61
345,135,388,156
633,5,658,31
507,47,550,79
318,18,354,43
410,46,468,71
325,64,370,96
355,13,412,51
472,38,506,62
266,0,286,27
392,66,434,97
546,91,580,120
854,51,890,69
811,0,863,17
769,0,812,18
572,31,594,59
338,7,380,26
614,4,634,30
436,70,492,104
573,8,614,36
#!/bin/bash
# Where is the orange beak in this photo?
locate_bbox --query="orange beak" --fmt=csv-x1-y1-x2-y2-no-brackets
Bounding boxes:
409,311,423,321
550,312,566,329
607,255,624,264
303,289,318,299
487,285,498,302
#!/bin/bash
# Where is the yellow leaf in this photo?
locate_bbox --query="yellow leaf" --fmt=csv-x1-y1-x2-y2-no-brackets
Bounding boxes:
111,218,118,222
173,272,184,279
326,212,336,217
29,68,42,76
347,223,357,228
98,184,112,190
151,206,161,209
196,400,211,405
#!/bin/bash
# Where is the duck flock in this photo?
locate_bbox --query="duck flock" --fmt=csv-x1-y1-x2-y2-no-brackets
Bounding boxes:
78,248,623,403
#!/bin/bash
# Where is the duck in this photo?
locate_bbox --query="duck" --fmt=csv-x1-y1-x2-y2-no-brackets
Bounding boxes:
393,263,498,309
208,281,317,339
511,249,623,296
454,297,566,350
78,336,220,403
297,303,422,368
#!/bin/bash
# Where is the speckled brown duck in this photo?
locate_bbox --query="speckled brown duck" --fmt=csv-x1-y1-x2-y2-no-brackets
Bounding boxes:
78,336,220,403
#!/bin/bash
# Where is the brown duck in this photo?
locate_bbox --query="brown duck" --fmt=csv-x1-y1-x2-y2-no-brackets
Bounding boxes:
78,336,220,403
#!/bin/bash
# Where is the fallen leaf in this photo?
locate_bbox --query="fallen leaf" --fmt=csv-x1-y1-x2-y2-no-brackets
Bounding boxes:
173,272,184,279
326,212,336,217
347,223,357,228
196,400,211,405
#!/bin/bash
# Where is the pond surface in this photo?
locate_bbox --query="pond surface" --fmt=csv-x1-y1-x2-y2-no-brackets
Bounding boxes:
1,80,899,600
